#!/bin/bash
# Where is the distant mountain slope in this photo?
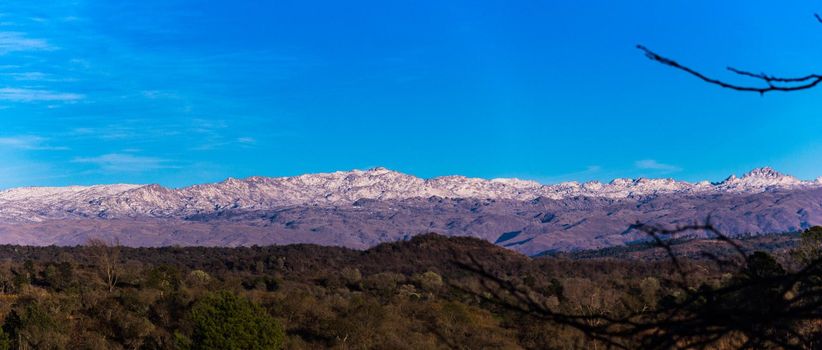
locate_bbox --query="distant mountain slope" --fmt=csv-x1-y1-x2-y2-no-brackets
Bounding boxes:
0,167,819,254
1,166,819,221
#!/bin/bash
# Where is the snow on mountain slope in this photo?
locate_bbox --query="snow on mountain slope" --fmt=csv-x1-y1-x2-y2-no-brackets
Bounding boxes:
0,166,818,222
0,184,141,222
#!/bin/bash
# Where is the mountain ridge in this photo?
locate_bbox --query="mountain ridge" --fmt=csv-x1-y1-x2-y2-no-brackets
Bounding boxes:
0,166,818,222
0,166,819,254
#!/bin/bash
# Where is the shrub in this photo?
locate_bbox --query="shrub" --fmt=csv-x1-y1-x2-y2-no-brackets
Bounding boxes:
184,291,284,350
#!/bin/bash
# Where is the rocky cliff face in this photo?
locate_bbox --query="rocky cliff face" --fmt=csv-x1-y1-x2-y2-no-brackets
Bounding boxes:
0,167,819,254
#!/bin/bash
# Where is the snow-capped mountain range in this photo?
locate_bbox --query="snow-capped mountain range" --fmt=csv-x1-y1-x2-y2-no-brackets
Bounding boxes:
0,166,819,254
0,166,818,222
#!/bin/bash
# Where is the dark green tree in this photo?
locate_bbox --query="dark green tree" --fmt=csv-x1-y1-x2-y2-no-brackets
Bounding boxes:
184,291,284,350
794,226,822,264
743,251,786,280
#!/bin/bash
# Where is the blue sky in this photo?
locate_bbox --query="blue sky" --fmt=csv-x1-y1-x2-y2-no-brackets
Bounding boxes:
1,0,821,188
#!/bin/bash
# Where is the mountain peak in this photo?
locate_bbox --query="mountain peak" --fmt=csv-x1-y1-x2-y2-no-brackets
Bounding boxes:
723,174,738,182
718,167,802,189
358,167,404,176
742,167,786,179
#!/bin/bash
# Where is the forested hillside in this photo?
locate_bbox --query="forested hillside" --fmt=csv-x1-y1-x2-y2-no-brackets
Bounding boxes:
0,228,817,349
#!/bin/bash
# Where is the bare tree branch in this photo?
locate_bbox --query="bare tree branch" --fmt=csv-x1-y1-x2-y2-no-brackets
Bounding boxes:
87,237,121,293
454,221,822,349
637,45,822,95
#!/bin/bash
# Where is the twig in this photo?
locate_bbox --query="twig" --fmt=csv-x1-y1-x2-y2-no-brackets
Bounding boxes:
637,45,822,95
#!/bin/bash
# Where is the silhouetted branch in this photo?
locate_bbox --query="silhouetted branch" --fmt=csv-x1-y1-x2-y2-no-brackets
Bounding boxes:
450,252,635,349
633,222,712,286
454,221,822,349
637,45,822,95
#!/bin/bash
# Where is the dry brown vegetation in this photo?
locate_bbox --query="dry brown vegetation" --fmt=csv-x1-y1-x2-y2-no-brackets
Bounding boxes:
0,228,815,349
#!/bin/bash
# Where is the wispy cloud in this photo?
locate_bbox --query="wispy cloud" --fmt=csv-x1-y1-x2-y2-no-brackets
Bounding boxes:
69,126,139,140
0,31,52,54
140,90,179,99
191,136,259,151
237,137,256,145
73,153,174,172
188,119,261,151
634,159,682,173
7,72,45,81
0,88,83,102
6,71,74,82
68,122,183,141
0,135,68,150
